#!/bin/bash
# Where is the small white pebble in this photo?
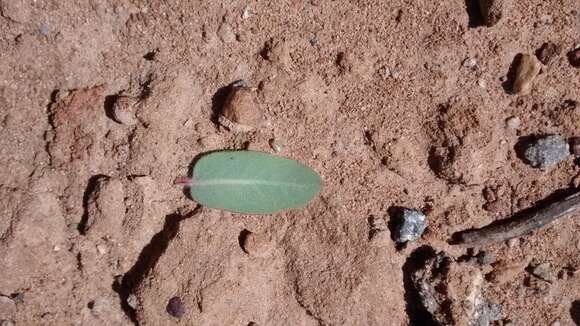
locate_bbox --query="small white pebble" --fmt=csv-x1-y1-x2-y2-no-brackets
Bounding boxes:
549,321,560,326
127,294,138,309
508,238,519,249
506,116,521,129
463,57,477,69
268,138,284,153
241,6,251,19
96,244,107,255
477,79,487,88
53,245,61,252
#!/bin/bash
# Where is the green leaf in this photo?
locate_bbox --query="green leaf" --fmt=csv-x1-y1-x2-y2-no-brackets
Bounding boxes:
189,151,321,214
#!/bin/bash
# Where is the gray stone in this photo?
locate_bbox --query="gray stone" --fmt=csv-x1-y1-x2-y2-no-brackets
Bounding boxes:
395,209,426,242
472,300,502,326
523,135,570,168
530,262,555,282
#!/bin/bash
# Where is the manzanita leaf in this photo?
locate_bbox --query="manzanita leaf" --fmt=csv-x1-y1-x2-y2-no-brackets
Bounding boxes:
188,151,322,214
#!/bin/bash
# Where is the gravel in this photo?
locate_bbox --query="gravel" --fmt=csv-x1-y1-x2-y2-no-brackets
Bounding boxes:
523,135,570,168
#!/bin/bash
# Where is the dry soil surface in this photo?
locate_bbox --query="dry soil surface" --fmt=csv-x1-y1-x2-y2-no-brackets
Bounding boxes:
0,0,579,325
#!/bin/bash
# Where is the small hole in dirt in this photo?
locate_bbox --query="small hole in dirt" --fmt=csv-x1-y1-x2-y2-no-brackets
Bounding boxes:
143,51,156,61
387,206,407,251
465,0,484,28
238,229,252,253
87,300,95,309
571,300,580,324
104,95,119,123
78,175,110,235
210,81,243,125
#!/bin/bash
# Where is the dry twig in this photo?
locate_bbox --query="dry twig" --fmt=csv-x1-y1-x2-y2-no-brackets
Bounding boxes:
454,190,580,247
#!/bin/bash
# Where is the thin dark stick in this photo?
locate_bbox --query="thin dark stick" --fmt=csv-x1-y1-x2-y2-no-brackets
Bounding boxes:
454,190,580,247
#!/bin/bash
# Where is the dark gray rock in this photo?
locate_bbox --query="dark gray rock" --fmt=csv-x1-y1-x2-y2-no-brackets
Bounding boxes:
167,296,185,318
523,135,570,168
395,209,426,242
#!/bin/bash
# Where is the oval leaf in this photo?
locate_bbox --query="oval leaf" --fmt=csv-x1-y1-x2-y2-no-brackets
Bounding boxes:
189,151,321,214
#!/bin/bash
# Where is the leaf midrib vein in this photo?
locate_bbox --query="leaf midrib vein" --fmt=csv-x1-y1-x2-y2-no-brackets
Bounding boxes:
191,178,313,188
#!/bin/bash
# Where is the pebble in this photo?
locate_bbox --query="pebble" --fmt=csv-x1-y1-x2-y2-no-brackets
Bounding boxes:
478,0,506,27
127,294,138,310
217,22,236,43
505,116,520,129
241,6,251,19
512,54,541,95
394,208,427,243
390,68,401,79
462,57,477,69
39,24,49,37
219,85,262,132
550,321,561,326
571,137,580,156
1,321,14,326
240,231,272,257
523,135,570,168
268,138,285,153
166,296,185,318
530,262,555,283
368,215,390,247
112,96,138,125
536,42,561,65
309,36,318,47
96,244,107,255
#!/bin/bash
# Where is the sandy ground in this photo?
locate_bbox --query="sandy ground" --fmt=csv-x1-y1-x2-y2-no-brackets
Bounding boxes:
0,0,579,325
